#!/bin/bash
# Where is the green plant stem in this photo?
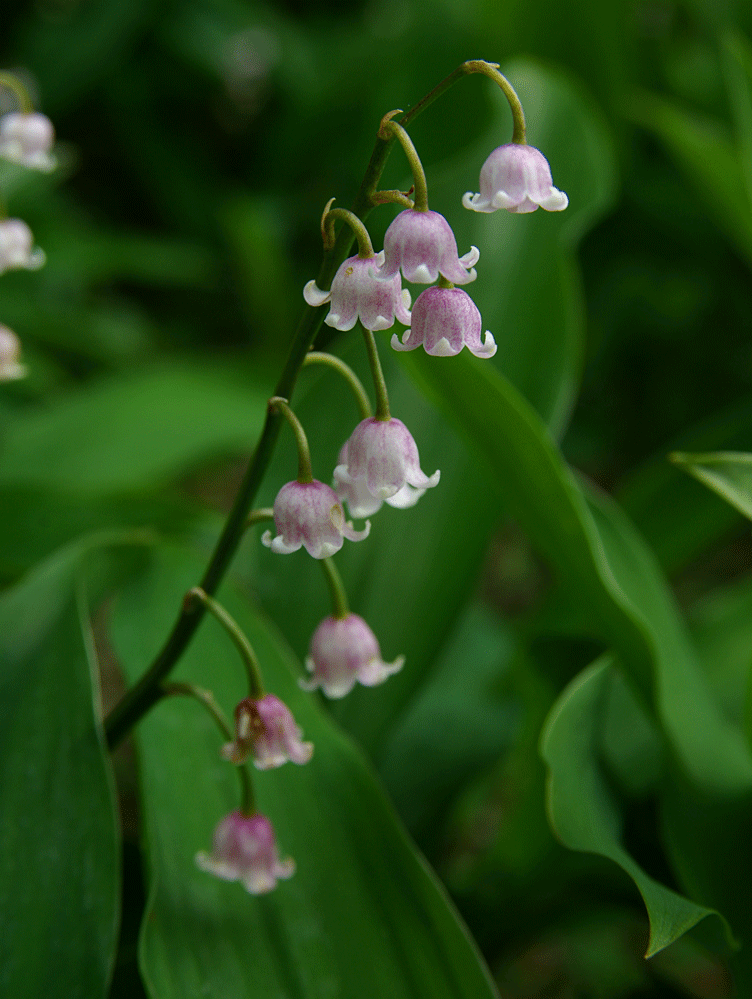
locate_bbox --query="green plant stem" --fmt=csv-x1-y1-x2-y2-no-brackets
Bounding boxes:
320,557,349,618
185,587,265,698
322,206,374,257
462,60,526,144
0,73,33,114
104,59,485,751
268,396,313,483
378,114,429,211
246,508,274,529
303,351,372,420
362,330,390,421
161,681,255,815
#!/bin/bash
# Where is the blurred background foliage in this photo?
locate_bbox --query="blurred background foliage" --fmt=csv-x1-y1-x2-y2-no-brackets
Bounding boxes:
3,0,752,996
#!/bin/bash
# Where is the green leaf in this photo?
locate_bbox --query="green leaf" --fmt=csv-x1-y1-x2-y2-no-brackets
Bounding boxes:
0,363,268,494
0,540,120,999
541,658,726,958
111,547,500,999
399,350,752,795
670,450,752,521
629,90,752,268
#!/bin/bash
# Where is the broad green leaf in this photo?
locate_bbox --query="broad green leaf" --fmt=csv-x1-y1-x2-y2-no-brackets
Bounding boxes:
0,539,120,999
0,363,268,494
111,547,500,999
670,450,752,521
541,658,725,958
629,90,752,268
399,350,752,795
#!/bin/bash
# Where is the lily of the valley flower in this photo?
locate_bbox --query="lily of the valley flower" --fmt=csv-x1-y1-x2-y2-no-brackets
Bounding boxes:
463,143,568,214
377,209,479,285
0,219,45,274
262,479,370,559
0,112,55,171
302,613,404,698
393,285,497,358
196,811,294,894
333,440,426,518
222,694,313,769
304,250,411,331
334,417,439,505
0,325,27,380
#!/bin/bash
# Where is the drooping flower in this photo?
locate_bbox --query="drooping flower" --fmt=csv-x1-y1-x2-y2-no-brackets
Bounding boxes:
333,441,426,518
302,613,404,698
463,143,568,214
303,250,411,331
377,209,479,285
196,811,295,894
0,325,27,380
0,219,45,274
0,112,55,171
262,479,370,559
392,285,497,358
221,694,313,769
334,417,439,505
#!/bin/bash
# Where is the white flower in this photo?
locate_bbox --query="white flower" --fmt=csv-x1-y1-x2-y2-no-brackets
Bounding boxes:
392,285,496,358
463,143,568,214
0,112,56,172
262,479,370,559
0,325,27,380
196,811,294,894
377,209,479,284
334,417,439,504
0,219,45,274
221,694,313,769
302,613,404,698
304,251,411,331
333,440,426,518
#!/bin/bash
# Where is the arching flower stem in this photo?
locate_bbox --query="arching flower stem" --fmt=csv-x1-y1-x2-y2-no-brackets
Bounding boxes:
321,203,374,258
320,556,349,619
303,351,372,421
462,61,526,144
362,330,390,422
184,587,265,700
268,396,314,483
161,680,256,815
378,112,429,212
0,73,33,115
245,508,274,530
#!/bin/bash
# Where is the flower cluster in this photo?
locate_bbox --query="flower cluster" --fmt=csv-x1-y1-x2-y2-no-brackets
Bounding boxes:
197,69,568,900
0,101,56,382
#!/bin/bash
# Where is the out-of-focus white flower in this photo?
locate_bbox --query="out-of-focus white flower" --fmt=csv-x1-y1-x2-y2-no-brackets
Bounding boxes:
196,811,294,894
0,219,45,274
0,325,27,380
302,613,404,698
221,694,313,769
0,112,56,172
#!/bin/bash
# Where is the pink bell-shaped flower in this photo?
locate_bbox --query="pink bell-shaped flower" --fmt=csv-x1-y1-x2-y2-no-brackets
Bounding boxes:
262,479,370,559
0,219,45,274
302,613,405,698
334,417,439,504
196,811,295,894
304,251,412,331
377,209,479,285
333,441,426,518
463,143,568,214
222,694,313,769
392,285,497,358
0,112,56,171
0,325,27,380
